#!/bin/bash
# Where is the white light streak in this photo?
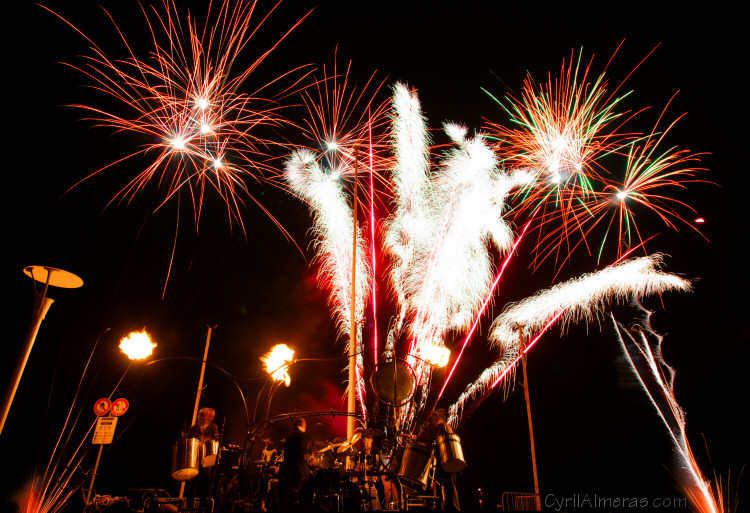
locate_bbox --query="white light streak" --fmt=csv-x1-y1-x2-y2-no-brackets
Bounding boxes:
612,304,719,513
284,149,371,402
489,254,691,349
447,255,692,425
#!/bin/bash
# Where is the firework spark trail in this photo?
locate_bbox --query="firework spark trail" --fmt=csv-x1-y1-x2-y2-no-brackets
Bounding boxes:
284,149,371,409
410,124,513,343
530,103,707,268
22,331,108,513
401,125,527,422
383,83,434,345
437,214,535,402
447,309,565,426
283,61,391,416
446,254,692,425
611,302,720,513
600,101,707,259
44,0,312,230
486,49,632,207
368,114,379,364
490,254,691,347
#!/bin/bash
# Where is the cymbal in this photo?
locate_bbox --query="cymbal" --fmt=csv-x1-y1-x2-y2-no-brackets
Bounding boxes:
336,432,362,453
338,445,360,455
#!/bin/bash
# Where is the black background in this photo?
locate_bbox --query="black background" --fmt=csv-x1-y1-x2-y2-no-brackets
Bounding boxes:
3,1,748,511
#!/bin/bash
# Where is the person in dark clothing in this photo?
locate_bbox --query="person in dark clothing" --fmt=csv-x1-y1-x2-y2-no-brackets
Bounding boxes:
279,417,311,507
188,407,220,442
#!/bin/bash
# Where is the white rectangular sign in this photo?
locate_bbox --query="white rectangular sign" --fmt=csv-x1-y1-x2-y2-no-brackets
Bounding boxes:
92,416,118,444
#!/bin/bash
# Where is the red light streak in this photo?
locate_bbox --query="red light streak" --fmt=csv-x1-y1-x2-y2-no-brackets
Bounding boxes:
437,216,534,400
368,110,379,365
490,308,567,389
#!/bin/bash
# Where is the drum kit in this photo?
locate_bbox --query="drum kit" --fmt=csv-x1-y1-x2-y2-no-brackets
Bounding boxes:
168,359,468,511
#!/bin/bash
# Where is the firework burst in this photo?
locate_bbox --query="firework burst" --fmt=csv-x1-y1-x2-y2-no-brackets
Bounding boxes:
44,0,313,230
484,47,707,271
294,54,391,188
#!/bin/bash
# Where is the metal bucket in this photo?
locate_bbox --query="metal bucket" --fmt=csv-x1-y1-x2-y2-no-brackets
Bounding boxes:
397,441,433,489
201,439,220,467
437,432,466,473
171,438,201,480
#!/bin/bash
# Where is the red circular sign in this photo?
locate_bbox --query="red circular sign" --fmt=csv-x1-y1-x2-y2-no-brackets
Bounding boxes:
111,398,129,417
93,398,111,416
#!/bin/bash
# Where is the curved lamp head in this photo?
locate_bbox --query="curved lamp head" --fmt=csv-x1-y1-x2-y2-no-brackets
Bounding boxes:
24,266,83,289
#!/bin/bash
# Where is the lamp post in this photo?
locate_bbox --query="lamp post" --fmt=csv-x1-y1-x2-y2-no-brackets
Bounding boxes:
1,266,83,435
519,330,542,511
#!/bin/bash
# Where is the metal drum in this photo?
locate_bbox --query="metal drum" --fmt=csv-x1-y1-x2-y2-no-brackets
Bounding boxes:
370,358,416,406
171,438,201,480
397,441,433,489
201,439,220,467
437,432,466,473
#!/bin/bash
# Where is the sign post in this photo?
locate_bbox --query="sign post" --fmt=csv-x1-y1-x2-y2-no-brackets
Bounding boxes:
85,398,126,508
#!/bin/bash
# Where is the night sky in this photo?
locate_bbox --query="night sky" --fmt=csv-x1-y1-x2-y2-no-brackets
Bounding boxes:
3,2,748,512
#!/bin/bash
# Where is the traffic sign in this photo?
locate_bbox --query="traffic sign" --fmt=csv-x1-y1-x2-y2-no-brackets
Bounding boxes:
111,398,129,417
92,416,118,444
93,398,111,416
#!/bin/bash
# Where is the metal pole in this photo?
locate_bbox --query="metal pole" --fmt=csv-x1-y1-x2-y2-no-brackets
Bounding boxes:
179,326,213,499
520,333,542,511
347,148,359,441
85,442,105,508
0,295,54,435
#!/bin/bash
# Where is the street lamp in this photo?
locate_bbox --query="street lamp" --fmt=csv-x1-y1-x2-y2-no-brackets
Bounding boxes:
119,329,157,360
86,329,157,509
1,265,83,435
